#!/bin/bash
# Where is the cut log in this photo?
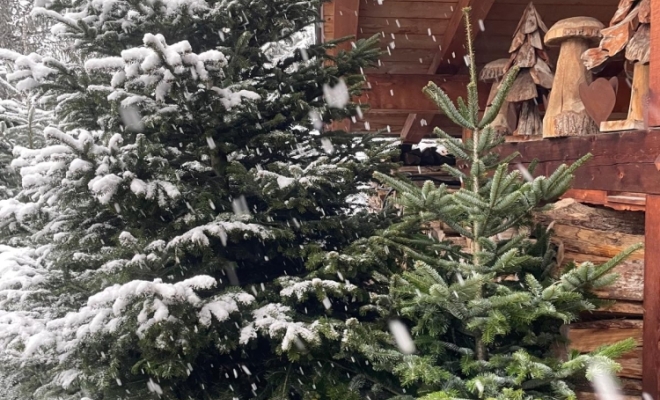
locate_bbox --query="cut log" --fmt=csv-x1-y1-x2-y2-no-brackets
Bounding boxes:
563,251,644,302
565,319,643,380
535,198,645,235
551,224,644,261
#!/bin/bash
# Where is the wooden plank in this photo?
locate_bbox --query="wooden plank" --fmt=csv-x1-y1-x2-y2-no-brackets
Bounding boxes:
642,194,660,398
487,5,618,22
429,0,496,74
322,2,334,42
359,1,457,19
332,0,360,52
359,74,489,112
495,130,660,195
382,48,435,63
649,0,660,126
562,189,646,212
358,33,442,50
358,17,450,36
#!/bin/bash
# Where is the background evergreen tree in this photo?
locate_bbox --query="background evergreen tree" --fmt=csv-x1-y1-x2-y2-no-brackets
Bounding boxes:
0,58,50,202
0,1,405,399
345,8,641,400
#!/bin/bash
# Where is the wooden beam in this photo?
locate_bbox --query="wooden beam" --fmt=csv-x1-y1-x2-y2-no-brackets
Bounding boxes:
643,195,660,399
494,130,660,195
359,74,489,113
400,113,436,144
428,0,496,75
332,0,360,52
649,0,660,126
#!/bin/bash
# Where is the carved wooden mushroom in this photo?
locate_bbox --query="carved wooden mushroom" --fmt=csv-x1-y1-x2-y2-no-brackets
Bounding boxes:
583,0,650,132
479,59,514,136
543,17,604,137
504,2,554,137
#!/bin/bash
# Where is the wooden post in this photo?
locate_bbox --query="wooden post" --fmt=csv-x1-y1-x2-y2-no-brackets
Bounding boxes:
649,0,660,127
642,194,660,399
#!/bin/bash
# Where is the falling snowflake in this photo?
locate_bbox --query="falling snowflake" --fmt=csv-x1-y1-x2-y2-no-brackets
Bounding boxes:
388,319,415,354
323,78,350,108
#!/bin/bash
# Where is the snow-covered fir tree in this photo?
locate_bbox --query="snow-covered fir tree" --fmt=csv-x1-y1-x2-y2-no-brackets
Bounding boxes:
0,1,406,399
0,56,50,201
343,9,641,400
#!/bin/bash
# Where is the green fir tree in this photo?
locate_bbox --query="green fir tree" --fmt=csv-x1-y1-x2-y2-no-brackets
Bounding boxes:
345,8,641,400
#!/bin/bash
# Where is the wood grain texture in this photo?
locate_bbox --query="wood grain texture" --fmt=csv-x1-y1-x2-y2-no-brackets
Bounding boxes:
566,319,643,379
495,130,660,194
400,113,437,144
648,0,660,126
562,189,646,212
359,74,489,112
642,194,660,398
331,0,360,52
536,198,645,235
429,0,496,74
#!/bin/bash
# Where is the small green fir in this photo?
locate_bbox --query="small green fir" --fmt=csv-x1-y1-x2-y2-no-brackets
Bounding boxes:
346,7,641,400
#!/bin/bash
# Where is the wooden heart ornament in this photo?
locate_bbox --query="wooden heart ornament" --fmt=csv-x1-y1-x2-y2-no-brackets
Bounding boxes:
579,78,618,127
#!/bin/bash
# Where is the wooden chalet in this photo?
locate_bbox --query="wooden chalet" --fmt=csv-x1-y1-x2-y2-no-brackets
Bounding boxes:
322,0,660,398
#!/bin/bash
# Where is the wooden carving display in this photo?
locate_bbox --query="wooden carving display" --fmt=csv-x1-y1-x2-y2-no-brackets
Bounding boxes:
502,3,553,136
582,0,650,132
578,77,618,127
543,17,604,137
479,58,515,136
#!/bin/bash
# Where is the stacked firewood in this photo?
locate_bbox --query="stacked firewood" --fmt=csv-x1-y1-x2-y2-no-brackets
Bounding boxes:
535,199,645,397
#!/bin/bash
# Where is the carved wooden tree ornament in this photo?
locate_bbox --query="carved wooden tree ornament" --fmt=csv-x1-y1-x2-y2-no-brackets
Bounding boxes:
479,58,515,136
582,0,650,132
543,17,604,137
503,3,554,137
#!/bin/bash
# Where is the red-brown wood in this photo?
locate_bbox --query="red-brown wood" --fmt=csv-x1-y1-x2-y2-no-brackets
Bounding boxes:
332,0,360,52
648,0,660,126
360,74,489,112
400,113,437,144
429,0,496,74
495,130,660,195
562,189,646,212
643,194,660,398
